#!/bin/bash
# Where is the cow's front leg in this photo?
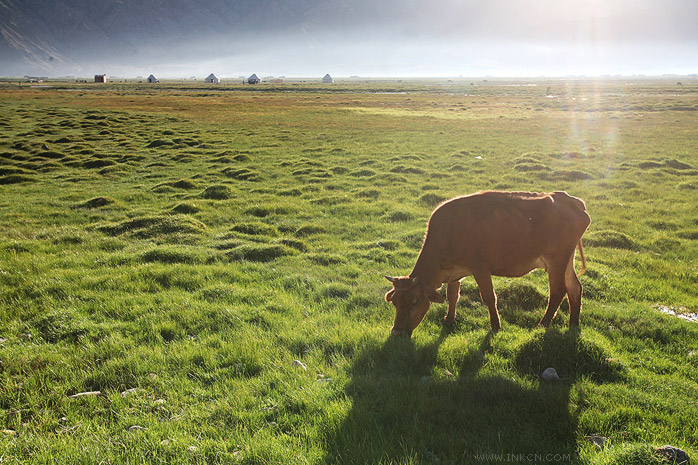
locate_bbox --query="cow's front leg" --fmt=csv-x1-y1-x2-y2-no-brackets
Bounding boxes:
445,280,461,326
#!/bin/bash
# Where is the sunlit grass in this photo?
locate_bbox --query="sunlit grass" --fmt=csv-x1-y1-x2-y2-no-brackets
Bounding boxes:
1,78,697,464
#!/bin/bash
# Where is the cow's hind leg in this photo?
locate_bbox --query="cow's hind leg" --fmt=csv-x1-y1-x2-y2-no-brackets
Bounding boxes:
565,255,583,327
473,273,500,332
538,262,568,328
445,280,460,326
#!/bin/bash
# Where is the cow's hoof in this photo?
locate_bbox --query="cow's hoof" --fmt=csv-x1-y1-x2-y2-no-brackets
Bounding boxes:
443,317,455,327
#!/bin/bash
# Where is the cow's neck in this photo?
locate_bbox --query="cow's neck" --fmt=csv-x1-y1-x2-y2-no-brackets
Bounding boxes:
409,247,446,290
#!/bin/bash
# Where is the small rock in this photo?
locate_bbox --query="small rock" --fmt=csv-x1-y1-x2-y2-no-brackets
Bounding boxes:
292,360,307,371
0,338,8,344
188,445,199,453
586,434,608,449
128,425,146,432
154,399,166,406
160,439,170,446
41,144,49,150
541,367,560,381
655,445,690,465
2,429,16,436
121,388,138,397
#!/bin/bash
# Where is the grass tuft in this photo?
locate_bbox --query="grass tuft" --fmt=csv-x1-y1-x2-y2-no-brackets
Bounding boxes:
0,174,34,184
73,196,118,209
98,215,206,238
82,158,117,169
146,139,175,148
308,253,347,265
155,179,197,190
200,184,232,199
222,167,261,181
171,202,201,214
418,193,446,206
139,246,205,264
226,244,296,262
295,224,327,236
585,230,638,250
231,222,279,237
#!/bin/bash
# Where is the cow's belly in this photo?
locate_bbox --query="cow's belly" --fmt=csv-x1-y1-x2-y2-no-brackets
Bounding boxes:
443,257,546,282
491,256,547,277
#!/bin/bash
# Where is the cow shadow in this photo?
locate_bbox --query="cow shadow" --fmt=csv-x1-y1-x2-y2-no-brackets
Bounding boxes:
324,328,621,464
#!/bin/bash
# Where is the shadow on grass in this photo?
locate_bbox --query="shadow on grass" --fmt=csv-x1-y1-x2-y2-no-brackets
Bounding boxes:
325,329,621,464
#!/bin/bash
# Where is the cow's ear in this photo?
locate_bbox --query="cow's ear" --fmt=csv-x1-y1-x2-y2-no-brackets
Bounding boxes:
385,289,396,302
423,287,445,303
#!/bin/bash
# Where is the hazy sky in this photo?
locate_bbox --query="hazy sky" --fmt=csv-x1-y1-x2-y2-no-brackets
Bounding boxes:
4,0,697,77
178,0,698,77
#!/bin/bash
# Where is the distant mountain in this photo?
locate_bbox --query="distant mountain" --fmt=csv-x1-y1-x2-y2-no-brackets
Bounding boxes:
0,0,415,76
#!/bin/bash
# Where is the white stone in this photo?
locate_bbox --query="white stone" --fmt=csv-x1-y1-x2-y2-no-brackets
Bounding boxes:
541,367,560,381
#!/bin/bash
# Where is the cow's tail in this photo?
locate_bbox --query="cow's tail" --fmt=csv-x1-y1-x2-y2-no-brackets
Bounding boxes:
577,239,586,276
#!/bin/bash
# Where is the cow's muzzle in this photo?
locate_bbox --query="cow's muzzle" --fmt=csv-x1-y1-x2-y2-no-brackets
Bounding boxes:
390,328,412,338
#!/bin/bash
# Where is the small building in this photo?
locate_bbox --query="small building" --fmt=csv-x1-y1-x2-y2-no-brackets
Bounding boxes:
147,74,159,83
247,73,260,84
94,74,107,83
205,73,220,84
322,74,334,84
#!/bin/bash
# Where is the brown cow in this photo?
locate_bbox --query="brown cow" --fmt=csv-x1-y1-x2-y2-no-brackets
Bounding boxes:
385,191,590,337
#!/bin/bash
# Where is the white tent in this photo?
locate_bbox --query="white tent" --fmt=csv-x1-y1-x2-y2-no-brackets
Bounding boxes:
205,73,220,84
322,74,334,83
147,74,159,83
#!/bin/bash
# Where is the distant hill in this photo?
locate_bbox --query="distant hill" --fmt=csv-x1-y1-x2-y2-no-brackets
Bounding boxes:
0,0,427,76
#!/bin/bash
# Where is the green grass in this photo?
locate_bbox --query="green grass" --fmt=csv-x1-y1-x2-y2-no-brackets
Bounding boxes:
1,78,698,464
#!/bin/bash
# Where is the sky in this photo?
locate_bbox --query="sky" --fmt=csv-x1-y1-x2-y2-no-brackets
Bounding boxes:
175,0,698,78
4,0,697,77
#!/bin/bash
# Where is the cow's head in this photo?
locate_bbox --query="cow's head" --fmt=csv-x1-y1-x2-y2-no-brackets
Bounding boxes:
385,275,445,337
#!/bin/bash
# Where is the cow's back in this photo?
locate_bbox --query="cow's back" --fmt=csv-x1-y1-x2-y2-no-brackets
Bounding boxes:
422,191,588,277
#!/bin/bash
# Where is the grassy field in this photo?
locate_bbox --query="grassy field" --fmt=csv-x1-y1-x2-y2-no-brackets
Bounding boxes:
1,78,697,464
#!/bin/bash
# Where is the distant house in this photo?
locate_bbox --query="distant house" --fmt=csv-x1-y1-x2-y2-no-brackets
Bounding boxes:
94,74,107,83
322,74,334,84
247,74,260,84
147,74,159,83
205,73,220,84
